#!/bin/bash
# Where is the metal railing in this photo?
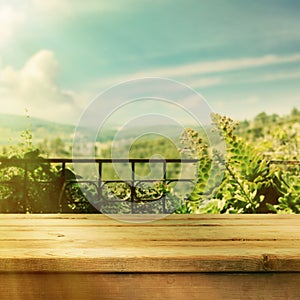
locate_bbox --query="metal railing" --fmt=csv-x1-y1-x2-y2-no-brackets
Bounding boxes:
0,158,298,214
0,158,198,213
268,160,300,166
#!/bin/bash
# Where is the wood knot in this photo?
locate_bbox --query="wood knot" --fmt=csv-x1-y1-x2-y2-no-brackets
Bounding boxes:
262,254,273,271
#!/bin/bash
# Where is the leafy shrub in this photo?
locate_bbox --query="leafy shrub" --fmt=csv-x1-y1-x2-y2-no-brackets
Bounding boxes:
178,113,288,214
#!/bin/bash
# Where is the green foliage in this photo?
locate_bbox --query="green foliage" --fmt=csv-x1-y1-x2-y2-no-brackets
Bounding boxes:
179,128,222,204
237,108,300,159
268,167,300,213
212,114,275,213
0,126,95,213
0,146,58,213
61,180,98,213
103,182,179,214
38,137,71,157
178,113,299,214
0,109,299,214
0,126,180,214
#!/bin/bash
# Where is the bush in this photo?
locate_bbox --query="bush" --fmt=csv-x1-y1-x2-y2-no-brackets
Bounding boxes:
177,113,299,214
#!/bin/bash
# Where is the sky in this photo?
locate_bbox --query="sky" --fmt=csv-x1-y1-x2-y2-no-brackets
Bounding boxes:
0,0,300,126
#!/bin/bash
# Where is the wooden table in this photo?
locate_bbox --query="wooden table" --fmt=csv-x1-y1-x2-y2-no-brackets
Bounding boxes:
0,214,299,299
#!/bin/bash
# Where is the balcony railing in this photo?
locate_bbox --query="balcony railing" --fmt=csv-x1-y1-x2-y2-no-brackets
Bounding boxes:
0,158,198,214
0,158,299,214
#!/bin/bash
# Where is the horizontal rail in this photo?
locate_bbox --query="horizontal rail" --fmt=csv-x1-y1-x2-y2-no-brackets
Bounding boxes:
268,160,300,165
0,158,199,163
0,158,298,164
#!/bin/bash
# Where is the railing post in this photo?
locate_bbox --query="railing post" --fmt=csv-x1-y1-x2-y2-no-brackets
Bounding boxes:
131,161,135,213
162,160,167,214
23,162,28,213
98,161,102,202
59,162,66,213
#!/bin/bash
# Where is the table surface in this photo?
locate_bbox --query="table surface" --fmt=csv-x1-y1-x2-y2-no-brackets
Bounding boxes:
0,214,300,273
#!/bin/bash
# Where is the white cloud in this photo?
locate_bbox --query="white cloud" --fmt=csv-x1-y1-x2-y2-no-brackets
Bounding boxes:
31,0,139,16
32,0,70,11
0,0,72,46
186,77,223,89
228,69,300,86
31,0,72,15
261,70,300,82
71,0,141,13
0,50,85,123
90,53,300,91
137,53,300,78
244,96,260,105
0,5,25,48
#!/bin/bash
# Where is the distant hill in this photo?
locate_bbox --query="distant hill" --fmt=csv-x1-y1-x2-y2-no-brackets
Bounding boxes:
4,108,297,149
1,109,299,159
0,113,200,145
0,114,76,145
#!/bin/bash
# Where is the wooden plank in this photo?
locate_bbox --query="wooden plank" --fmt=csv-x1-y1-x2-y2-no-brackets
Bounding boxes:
0,214,300,273
1,252,300,272
1,213,300,220
0,213,299,226
0,273,299,300
1,224,300,240
0,239,299,250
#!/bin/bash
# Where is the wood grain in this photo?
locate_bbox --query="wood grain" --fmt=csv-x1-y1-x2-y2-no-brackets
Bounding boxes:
0,214,299,273
0,214,300,299
0,273,299,300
